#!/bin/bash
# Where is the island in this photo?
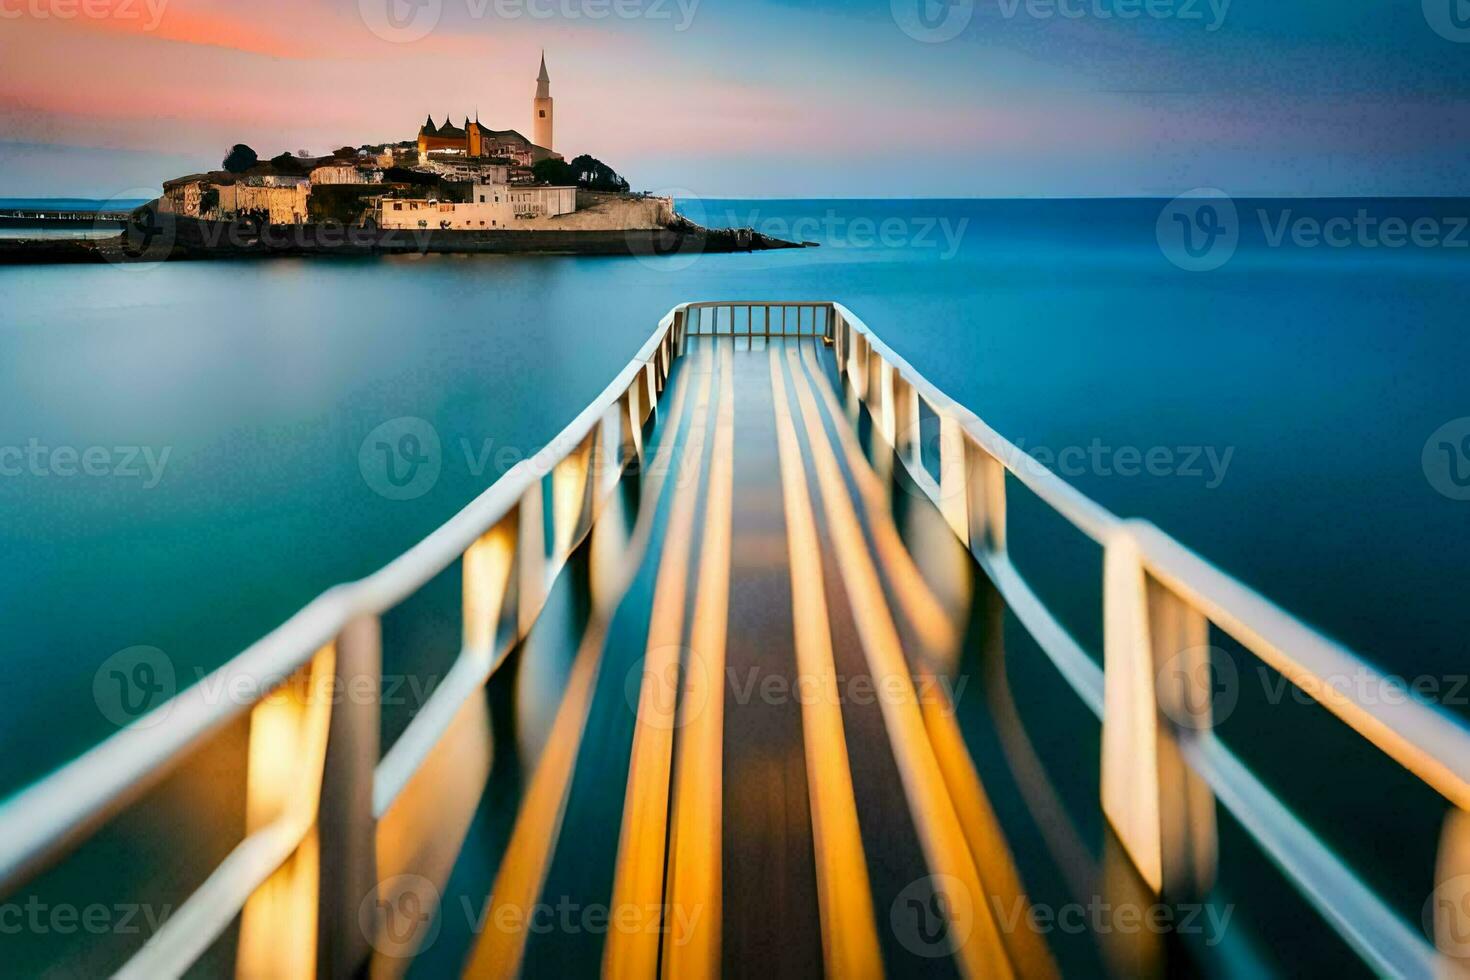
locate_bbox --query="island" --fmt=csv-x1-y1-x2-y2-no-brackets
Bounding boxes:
0,54,807,265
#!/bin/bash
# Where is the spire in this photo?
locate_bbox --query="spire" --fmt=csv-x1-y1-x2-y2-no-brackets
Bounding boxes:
536,51,551,100
422,114,435,133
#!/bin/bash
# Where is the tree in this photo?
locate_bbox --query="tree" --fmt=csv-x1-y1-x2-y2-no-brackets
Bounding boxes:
569,155,630,193
222,144,258,173
334,145,358,160
269,152,306,175
532,158,577,186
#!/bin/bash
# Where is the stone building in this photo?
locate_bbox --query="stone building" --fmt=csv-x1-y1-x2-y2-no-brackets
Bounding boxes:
414,54,560,166
309,165,382,185
218,182,310,224
376,183,576,230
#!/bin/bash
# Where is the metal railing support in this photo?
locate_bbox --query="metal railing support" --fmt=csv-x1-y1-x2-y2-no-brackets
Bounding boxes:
1434,808,1470,969
937,415,970,546
316,616,381,980
965,437,1008,555
516,489,547,641
620,384,643,462
1102,528,1218,899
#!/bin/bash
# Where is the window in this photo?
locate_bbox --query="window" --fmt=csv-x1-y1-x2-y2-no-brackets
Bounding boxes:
479,195,486,202
393,202,402,211
539,110,546,118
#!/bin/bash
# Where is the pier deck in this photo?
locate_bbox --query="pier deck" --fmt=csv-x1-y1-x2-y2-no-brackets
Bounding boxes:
2,304,1467,978
447,335,1053,978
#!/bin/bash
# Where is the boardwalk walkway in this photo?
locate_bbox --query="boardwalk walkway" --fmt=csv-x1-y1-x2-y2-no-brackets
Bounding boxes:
438,338,1069,978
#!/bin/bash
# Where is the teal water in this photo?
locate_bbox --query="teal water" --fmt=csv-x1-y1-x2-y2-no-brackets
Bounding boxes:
1,199,1467,955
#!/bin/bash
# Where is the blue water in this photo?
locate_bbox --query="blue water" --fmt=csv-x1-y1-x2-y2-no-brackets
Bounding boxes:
0,197,1466,807
0,198,148,211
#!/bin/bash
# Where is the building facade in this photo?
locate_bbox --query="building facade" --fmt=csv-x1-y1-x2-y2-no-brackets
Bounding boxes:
414,54,560,166
376,183,576,230
533,53,554,154
309,165,382,185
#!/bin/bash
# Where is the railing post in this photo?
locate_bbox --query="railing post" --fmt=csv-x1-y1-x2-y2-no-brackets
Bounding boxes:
1102,528,1218,899
317,615,381,980
643,361,659,416
1433,808,1470,966
464,518,518,655
938,416,969,545
865,341,881,404
620,384,643,462
550,428,597,561
964,438,1007,554
517,488,547,641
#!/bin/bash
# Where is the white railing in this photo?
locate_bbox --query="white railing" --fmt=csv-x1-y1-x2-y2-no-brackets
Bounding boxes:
828,302,1470,978
0,307,687,977
1,301,1466,977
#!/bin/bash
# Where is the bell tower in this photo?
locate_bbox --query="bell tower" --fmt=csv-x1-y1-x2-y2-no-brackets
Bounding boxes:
533,51,554,153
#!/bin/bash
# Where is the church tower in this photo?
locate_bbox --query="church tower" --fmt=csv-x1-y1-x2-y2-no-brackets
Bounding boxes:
533,52,554,153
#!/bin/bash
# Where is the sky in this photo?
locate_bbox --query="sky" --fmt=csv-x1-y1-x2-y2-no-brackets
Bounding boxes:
0,0,1467,197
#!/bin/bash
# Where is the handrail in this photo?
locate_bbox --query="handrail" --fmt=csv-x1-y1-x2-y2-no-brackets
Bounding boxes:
1,300,1465,977
0,305,686,975
828,301,1470,976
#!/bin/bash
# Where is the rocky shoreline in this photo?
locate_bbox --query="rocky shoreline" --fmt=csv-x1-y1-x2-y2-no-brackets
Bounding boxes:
0,212,809,265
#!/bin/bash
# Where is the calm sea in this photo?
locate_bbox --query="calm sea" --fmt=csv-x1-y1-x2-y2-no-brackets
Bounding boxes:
1,196,1466,778
2,196,1467,971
